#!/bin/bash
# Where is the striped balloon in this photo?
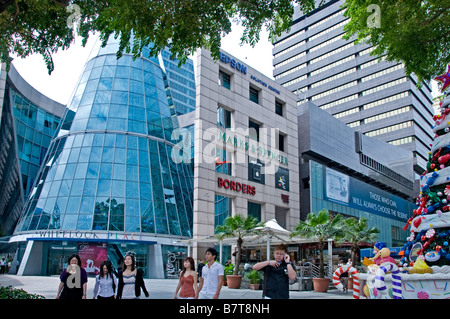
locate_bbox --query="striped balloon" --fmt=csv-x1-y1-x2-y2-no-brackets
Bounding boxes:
374,262,402,299
332,265,360,299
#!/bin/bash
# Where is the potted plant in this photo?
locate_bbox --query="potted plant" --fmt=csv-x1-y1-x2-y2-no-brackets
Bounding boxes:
215,214,264,289
244,270,263,290
223,263,234,286
291,209,346,292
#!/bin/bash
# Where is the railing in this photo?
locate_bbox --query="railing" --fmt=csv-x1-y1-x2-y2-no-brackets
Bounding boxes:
297,265,331,279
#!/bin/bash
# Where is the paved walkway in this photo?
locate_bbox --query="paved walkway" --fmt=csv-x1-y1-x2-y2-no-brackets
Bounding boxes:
0,274,356,299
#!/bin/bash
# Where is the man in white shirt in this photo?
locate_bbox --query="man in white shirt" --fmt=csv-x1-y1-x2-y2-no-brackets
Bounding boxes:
196,248,224,299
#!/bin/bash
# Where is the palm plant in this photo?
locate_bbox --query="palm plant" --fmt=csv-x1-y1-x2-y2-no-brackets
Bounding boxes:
291,209,346,278
342,217,379,267
215,214,264,276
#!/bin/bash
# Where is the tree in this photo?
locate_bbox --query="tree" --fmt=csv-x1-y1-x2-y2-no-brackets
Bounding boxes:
290,209,346,278
0,0,319,74
342,0,450,84
215,214,264,276
341,217,379,267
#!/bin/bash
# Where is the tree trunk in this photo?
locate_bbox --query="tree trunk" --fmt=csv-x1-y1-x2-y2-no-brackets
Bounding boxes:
319,241,325,278
234,238,242,276
352,244,360,267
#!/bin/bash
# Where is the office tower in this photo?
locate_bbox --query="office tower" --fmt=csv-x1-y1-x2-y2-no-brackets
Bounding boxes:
159,50,196,116
0,64,65,236
273,0,434,174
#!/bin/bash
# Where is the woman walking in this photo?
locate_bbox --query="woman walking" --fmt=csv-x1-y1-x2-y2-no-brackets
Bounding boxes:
174,257,198,299
116,252,149,299
93,260,117,299
56,254,88,299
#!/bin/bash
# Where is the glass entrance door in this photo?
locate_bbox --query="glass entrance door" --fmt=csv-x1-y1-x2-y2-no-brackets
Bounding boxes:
47,243,78,276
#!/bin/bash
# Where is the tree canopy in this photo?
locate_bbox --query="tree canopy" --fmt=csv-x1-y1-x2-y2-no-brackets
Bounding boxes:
1,0,447,81
343,0,450,83
0,0,317,74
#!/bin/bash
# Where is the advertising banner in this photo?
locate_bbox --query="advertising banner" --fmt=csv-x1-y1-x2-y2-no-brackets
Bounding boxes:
323,167,413,222
78,242,108,275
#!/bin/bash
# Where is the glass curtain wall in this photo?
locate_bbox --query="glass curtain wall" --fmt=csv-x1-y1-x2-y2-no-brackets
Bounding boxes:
14,37,194,238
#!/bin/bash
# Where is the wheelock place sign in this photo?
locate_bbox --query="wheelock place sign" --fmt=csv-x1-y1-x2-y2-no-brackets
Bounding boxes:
22,231,144,241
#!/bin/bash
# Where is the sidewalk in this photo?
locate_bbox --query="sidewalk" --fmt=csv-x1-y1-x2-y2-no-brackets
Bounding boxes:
0,274,356,299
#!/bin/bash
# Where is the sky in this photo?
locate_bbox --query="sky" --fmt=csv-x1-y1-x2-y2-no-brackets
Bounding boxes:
11,25,274,106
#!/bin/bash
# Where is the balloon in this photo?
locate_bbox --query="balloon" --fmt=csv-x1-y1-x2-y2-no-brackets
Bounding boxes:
364,284,370,297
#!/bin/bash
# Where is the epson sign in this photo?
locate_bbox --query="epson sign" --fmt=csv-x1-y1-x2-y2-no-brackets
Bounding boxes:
220,52,247,74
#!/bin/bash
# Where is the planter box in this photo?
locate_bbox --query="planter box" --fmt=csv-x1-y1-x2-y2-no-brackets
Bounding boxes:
226,275,242,289
312,278,330,293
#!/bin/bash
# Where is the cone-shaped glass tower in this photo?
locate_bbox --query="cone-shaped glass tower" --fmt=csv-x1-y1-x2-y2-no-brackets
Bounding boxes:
14,37,194,238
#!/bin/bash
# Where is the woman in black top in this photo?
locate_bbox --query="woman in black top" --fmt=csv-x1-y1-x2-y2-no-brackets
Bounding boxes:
116,252,149,299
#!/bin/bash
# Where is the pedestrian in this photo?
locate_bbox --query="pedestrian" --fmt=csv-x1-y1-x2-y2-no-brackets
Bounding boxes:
346,258,352,267
196,248,224,299
116,251,149,299
174,257,198,299
93,260,118,299
197,258,205,283
252,244,297,299
338,260,349,293
56,254,88,299
0,258,6,274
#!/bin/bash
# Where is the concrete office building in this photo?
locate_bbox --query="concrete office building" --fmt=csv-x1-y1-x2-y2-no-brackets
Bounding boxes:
298,102,416,247
190,49,300,261
0,63,65,239
273,0,434,174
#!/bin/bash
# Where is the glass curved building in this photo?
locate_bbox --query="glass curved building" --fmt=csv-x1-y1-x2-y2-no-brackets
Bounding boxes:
0,63,65,239
10,37,194,278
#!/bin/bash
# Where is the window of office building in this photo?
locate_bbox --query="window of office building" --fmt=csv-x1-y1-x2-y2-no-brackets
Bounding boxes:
277,132,286,152
249,87,259,104
215,194,231,231
217,106,232,129
275,100,283,116
248,201,261,222
249,120,260,142
275,206,288,229
219,70,231,90
216,147,231,175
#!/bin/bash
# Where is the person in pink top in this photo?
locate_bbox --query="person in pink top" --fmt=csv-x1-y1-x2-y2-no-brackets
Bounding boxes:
174,257,198,299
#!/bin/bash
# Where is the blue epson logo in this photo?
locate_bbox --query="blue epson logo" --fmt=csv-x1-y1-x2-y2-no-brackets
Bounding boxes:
220,52,247,74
